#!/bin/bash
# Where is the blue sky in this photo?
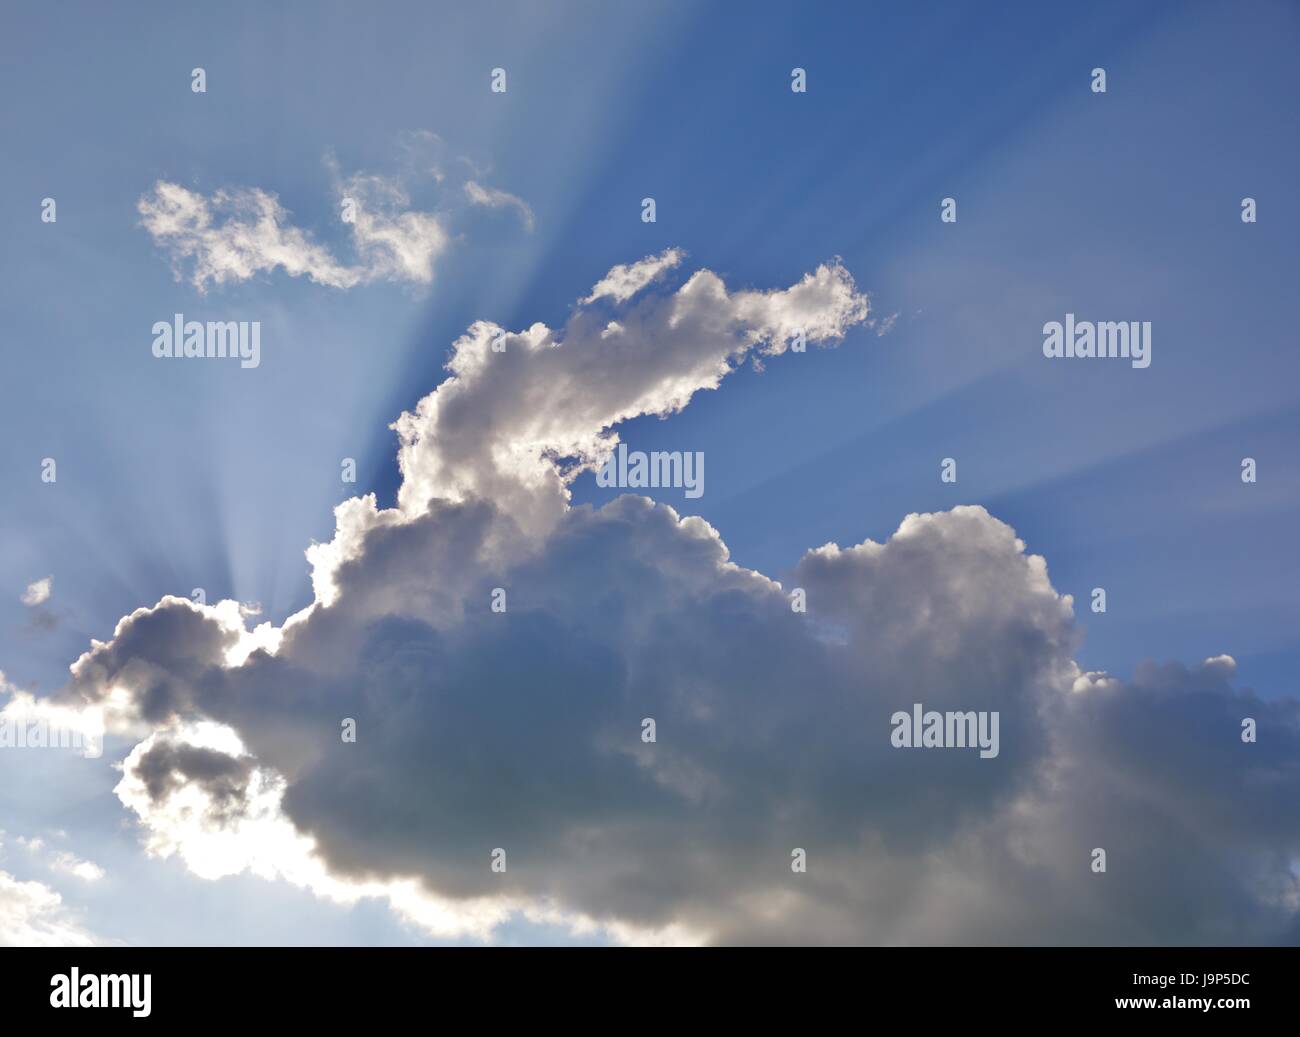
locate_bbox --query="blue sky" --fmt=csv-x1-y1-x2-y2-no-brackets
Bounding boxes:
1,1,1298,946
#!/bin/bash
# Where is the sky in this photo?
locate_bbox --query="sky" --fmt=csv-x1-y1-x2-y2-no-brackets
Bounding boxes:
0,0,1298,946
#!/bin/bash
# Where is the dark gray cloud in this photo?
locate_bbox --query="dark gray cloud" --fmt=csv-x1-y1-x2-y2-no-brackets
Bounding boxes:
49,254,1300,944
131,741,255,821
61,498,1300,943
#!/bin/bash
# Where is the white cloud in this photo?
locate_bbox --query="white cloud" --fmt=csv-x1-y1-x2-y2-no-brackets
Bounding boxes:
338,173,449,285
10,832,106,883
366,248,867,556
1,675,105,758
137,176,453,292
139,142,533,293
0,870,97,946
21,576,51,606
138,181,364,291
49,852,105,883
582,247,685,304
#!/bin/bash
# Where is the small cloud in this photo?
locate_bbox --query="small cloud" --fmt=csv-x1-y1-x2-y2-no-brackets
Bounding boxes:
581,248,685,305
21,577,51,607
49,852,105,883
13,833,104,882
464,180,535,232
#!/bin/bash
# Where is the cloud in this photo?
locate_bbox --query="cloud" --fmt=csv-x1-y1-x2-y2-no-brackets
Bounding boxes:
581,248,685,304
138,143,529,293
138,181,366,291
464,180,535,232
13,834,106,883
0,871,97,946
369,248,867,552
0,835,99,945
337,173,449,286
1,673,104,757
21,577,51,606
49,252,1300,944
137,178,450,292
48,852,105,883
110,721,669,942
873,311,899,336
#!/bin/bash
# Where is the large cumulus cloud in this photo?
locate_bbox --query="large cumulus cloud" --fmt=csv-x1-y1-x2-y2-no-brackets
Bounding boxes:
48,252,1300,944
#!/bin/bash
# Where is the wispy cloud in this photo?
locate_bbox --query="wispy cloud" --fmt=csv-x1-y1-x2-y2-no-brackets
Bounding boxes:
464,180,535,232
138,137,532,293
49,851,105,883
20,576,51,607
137,179,447,292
